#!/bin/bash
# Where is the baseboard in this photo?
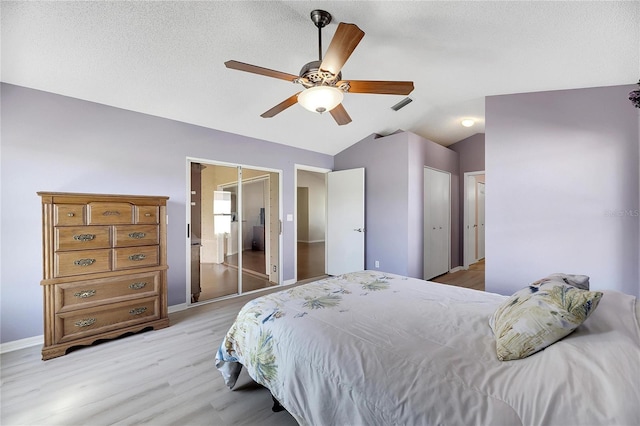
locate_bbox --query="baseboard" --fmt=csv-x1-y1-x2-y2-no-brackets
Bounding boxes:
168,303,187,313
2,304,188,354
449,266,463,274
0,334,43,354
283,278,297,286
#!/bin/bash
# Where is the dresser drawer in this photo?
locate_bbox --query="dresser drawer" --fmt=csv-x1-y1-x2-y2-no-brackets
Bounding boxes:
55,271,160,312
55,249,112,277
113,225,159,247
87,202,133,225
136,206,159,224
55,226,111,251
113,246,159,270
56,296,159,343
54,204,85,226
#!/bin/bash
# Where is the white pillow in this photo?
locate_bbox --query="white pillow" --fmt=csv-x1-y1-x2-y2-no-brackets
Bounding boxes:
489,280,602,361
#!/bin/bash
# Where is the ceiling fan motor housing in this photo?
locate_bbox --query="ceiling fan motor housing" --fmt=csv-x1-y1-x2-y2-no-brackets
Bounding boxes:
299,60,342,88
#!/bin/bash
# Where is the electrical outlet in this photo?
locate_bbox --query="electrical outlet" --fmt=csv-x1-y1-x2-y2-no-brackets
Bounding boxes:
375,260,380,268
273,265,277,273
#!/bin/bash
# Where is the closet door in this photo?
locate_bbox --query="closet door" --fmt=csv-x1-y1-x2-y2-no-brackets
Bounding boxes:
423,168,451,280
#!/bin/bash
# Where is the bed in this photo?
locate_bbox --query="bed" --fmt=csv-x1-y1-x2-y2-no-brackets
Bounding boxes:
216,271,640,425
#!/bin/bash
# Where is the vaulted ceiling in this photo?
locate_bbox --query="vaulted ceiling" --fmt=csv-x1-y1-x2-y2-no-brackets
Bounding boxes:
2,1,638,155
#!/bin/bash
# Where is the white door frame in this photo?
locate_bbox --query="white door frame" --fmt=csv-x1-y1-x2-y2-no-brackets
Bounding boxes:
185,156,283,307
294,164,331,283
463,170,485,269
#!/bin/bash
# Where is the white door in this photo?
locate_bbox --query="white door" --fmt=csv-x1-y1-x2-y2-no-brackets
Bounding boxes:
423,168,450,280
477,182,485,260
465,175,478,267
327,168,365,275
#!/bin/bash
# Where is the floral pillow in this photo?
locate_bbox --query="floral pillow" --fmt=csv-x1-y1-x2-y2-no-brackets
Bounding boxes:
545,273,590,290
489,280,602,361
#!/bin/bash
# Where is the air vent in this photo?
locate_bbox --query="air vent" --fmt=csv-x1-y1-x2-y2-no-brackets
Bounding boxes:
391,97,413,111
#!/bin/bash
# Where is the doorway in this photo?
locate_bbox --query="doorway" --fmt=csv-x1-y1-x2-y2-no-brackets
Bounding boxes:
188,159,281,304
295,166,329,281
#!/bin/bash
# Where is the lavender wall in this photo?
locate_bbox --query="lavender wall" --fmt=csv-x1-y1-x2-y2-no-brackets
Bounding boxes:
334,132,410,275
448,133,486,265
407,132,460,276
486,84,639,297
334,131,459,279
0,83,333,343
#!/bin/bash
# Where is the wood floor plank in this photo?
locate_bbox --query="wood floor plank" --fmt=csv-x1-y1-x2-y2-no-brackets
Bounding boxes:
431,259,485,291
0,288,298,426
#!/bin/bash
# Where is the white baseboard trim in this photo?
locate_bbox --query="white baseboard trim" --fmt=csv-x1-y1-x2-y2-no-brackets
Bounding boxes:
168,303,188,314
1,335,43,354
449,266,463,274
283,279,297,286
2,303,188,354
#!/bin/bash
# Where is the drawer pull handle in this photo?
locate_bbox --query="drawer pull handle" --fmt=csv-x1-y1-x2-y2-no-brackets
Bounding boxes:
74,258,96,267
130,307,147,315
129,282,147,290
74,289,96,298
128,254,146,261
128,232,146,239
102,211,121,216
73,234,96,242
75,318,96,327
67,213,75,217
145,213,152,217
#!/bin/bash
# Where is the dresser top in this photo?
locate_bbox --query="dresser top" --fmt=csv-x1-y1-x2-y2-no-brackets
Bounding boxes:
37,191,169,205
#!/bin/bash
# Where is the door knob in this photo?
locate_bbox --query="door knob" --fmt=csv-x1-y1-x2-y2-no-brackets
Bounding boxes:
353,228,365,232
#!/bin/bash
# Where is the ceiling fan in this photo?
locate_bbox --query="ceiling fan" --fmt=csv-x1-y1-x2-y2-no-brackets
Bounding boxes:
225,10,415,126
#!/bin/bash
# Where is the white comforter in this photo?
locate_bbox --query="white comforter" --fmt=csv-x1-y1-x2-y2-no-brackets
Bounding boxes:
216,271,640,425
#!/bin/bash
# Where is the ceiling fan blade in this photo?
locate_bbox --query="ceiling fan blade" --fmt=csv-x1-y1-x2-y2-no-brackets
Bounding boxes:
320,23,365,76
261,92,301,118
225,60,299,82
341,80,415,95
329,103,352,126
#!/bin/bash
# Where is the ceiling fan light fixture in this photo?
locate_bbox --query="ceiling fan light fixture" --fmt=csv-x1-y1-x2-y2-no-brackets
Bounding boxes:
298,85,344,114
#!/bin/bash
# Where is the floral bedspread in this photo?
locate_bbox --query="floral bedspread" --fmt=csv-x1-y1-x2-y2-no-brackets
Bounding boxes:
216,271,640,426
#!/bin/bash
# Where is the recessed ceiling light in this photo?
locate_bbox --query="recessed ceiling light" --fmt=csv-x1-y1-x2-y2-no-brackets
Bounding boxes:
461,119,475,127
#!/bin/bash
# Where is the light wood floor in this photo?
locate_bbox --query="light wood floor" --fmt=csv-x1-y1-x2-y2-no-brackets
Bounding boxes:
431,258,485,291
297,241,325,280
1,288,299,426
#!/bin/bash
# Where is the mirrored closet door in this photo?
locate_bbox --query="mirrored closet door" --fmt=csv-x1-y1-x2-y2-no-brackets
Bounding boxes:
189,160,280,304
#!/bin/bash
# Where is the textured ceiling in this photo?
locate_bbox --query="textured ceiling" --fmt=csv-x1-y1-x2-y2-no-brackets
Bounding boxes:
2,1,638,155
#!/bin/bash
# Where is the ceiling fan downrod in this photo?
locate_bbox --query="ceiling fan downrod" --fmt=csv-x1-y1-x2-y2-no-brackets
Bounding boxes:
310,10,331,61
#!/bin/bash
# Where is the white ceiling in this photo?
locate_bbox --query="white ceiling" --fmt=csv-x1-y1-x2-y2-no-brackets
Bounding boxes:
2,1,638,155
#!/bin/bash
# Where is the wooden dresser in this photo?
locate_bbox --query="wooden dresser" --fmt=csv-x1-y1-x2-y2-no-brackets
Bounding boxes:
38,192,170,360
